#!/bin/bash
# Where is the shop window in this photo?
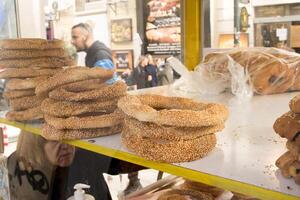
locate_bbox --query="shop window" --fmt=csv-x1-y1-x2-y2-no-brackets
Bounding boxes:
202,0,300,53
0,0,18,39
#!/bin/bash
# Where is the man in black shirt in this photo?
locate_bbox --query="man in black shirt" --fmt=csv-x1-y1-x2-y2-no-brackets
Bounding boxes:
71,23,117,83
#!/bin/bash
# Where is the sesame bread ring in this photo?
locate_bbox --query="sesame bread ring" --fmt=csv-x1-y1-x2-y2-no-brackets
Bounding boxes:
250,62,294,95
157,189,213,200
0,68,61,79
5,106,43,122
125,117,224,140
289,94,300,113
49,81,127,102
0,49,68,59
275,151,296,170
273,111,300,145
44,109,123,129
118,94,229,127
0,38,64,50
57,78,106,92
42,124,122,141
35,67,114,97
41,98,117,117
3,89,35,99
9,95,44,111
122,125,216,163
288,161,300,178
231,50,272,71
203,52,229,74
180,180,225,198
0,57,75,68
289,66,300,91
6,76,49,90
286,141,300,160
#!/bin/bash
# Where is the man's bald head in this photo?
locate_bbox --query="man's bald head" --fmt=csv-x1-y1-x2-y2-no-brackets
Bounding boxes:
71,23,94,52
72,23,93,34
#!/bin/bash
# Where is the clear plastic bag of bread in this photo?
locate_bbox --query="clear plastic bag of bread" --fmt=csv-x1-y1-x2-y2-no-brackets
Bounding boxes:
203,47,300,95
169,55,253,99
169,57,231,95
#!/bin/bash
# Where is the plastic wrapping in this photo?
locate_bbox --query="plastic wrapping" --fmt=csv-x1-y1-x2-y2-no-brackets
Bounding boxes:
169,57,230,95
203,47,300,95
170,48,300,96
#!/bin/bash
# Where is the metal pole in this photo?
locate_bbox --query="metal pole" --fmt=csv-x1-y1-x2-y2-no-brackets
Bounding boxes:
234,0,240,46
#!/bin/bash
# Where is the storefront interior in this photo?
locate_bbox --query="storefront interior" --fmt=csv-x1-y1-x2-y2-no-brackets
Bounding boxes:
1,0,300,200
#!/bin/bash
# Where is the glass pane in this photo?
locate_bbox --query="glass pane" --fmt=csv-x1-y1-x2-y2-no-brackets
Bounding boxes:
45,0,183,88
202,0,300,53
0,0,18,39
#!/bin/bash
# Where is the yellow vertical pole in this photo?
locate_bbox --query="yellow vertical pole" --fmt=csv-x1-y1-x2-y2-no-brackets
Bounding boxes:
183,0,201,70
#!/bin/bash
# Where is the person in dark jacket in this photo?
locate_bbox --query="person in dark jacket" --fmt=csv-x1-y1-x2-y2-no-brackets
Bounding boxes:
125,55,148,89
71,23,118,84
145,54,158,87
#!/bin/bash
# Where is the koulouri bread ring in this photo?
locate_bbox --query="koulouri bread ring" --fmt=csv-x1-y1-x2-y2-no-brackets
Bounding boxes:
6,76,49,90
289,94,300,113
118,94,229,127
0,57,75,68
122,124,216,163
180,180,225,198
0,49,68,59
203,48,300,95
0,68,61,79
286,141,300,160
5,106,43,122
49,81,127,102
0,38,65,50
42,124,122,141
3,89,35,99
275,151,296,170
44,109,123,129
157,189,214,200
9,95,44,111
35,67,114,97
249,61,294,95
41,98,117,117
56,79,107,92
291,69,300,91
273,111,300,145
125,117,224,140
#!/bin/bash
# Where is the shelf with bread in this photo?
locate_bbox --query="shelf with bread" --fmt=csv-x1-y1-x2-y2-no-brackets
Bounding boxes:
1,85,300,200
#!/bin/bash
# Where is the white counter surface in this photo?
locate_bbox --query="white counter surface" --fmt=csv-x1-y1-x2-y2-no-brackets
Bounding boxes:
1,86,299,199
83,86,300,199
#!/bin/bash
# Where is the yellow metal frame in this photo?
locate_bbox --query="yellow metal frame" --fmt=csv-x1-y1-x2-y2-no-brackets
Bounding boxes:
0,117,299,200
0,118,40,135
183,0,201,70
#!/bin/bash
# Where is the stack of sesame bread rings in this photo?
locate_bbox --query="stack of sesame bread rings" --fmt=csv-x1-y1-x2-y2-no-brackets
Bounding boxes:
118,94,229,163
273,94,300,184
35,67,127,140
0,38,74,121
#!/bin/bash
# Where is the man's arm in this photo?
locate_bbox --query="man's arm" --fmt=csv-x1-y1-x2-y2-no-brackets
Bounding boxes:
93,58,119,84
94,59,114,70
